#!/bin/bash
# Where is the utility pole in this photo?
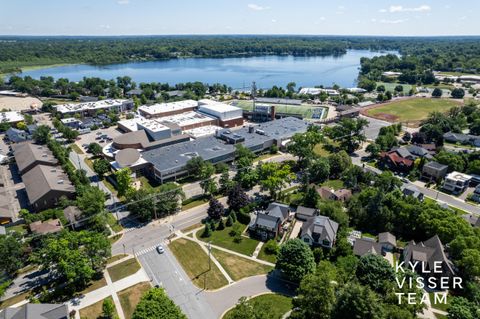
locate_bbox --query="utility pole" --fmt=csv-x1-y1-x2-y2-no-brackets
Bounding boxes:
207,241,212,271
153,194,158,220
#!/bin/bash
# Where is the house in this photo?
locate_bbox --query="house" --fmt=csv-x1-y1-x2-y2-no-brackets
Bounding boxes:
12,142,58,174
126,89,144,97
316,186,352,202
404,145,434,160
379,150,414,172
0,303,69,319
401,184,424,201
29,219,63,235
443,132,480,147
300,215,339,248
22,165,76,211
403,235,456,279
63,206,85,229
296,206,317,221
462,214,480,227
249,203,290,240
442,171,472,194
353,238,384,257
5,128,29,143
60,117,82,129
378,232,397,251
422,161,449,182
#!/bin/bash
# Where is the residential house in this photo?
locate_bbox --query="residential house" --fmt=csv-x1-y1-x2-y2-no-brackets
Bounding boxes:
443,132,480,147
63,206,86,229
126,89,144,98
12,142,58,174
5,128,29,143
378,232,397,251
300,215,339,248
353,238,384,257
403,145,434,160
462,214,480,228
442,171,472,194
22,165,76,211
469,184,480,203
296,206,317,221
249,202,290,240
379,150,414,172
403,235,456,279
29,219,63,235
316,186,352,202
0,191,12,224
0,303,69,319
401,184,424,201
422,161,449,182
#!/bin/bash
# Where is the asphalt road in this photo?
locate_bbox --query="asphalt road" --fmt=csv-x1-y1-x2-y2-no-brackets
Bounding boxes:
139,248,216,319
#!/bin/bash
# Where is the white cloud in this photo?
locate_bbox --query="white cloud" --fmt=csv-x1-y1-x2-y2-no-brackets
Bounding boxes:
388,5,431,13
247,4,270,11
99,24,111,29
379,9,387,13
379,18,408,24
271,19,277,23
117,0,129,4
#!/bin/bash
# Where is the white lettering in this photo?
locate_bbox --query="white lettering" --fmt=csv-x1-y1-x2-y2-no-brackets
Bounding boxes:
434,292,447,305
453,277,463,289
396,292,404,304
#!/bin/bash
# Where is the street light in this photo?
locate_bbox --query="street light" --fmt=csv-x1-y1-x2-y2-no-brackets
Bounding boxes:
207,241,212,271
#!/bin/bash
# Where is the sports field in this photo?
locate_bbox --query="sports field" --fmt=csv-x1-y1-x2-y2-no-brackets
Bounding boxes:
231,100,327,119
364,98,461,127
376,82,413,93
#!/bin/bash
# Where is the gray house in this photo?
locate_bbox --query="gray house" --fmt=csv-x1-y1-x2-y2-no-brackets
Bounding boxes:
353,238,383,257
401,184,424,201
378,232,397,251
422,161,448,182
296,206,317,221
300,215,339,248
0,303,68,319
249,203,290,240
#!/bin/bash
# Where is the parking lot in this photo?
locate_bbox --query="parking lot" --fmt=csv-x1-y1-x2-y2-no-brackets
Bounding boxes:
74,126,123,153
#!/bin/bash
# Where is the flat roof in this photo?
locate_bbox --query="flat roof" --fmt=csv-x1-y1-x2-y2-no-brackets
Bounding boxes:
158,111,216,128
0,111,24,123
138,100,198,116
198,99,242,113
185,125,223,138
55,99,129,113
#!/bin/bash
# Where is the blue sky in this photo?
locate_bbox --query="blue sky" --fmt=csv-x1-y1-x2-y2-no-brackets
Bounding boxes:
0,0,478,36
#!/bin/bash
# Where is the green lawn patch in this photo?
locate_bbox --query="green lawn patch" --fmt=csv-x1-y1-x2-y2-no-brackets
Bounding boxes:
182,197,209,210
321,179,344,190
79,296,117,319
6,224,27,236
365,98,461,127
181,223,204,234
211,248,272,281
231,100,326,119
0,291,31,309
137,175,161,190
83,158,94,170
198,222,259,256
257,244,277,263
107,254,129,265
70,143,84,155
429,291,449,312
107,258,141,282
169,238,228,290
376,82,413,93
109,234,122,244
118,282,151,319
106,213,123,233
223,293,292,319
80,277,107,294
254,153,278,162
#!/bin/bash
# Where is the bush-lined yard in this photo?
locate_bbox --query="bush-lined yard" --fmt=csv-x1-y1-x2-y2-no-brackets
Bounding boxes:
197,222,259,256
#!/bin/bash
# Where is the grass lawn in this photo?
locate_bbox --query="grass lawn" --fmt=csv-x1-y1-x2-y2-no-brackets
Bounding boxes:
198,222,259,256
118,282,151,319
223,293,292,319
107,258,141,282
137,175,161,190
182,197,209,210
257,244,278,264
321,179,344,190
109,234,122,244
106,213,123,233
211,249,272,281
254,153,278,162
232,100,326,119
376,82,413,93
70,143,84,154
365,98,460,126
79,296,116,319
107,254,129,265
181,222,204,234
0,291,31,309
169,238,228,290
6,224,27,236
83,157,95,171
80,277,107,294
429,292,449,312
435,314,447,319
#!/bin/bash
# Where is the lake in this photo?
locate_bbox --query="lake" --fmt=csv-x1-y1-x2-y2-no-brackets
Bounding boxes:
20,50,394,89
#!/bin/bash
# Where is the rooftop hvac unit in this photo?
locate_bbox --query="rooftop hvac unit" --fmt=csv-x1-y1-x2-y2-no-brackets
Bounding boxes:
57,180,64,184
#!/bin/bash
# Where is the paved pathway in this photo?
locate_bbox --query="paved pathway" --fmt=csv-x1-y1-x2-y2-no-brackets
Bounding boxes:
252,242,264,259
104,270,126,319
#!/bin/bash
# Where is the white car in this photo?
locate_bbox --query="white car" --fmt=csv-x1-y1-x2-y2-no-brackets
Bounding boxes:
156,245,165,254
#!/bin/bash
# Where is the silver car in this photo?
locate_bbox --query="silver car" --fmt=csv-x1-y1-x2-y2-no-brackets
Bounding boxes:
156,245,165,254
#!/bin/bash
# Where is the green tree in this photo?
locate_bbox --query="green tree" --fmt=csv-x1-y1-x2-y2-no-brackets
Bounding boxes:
102,298,116,319
432,88,443,98
207,197,224,220
327,151,352,179
366,143,381,158
333,283,384,319
0,234,25,275
451,88,465,99
115,168,133,197
447,296,477,319
32,125,51,144
257,162,294,199
93,158,111,178
356,254,395,293
219,170,234,195
186,156,205,179
132,287,187,319
286,126,323,166
275,239,315,283
325,118,368,153
227,185,250,212
76,186,106,217
88,142,103,157
309,157,330,183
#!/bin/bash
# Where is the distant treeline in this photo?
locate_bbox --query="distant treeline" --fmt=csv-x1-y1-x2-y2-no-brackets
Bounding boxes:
0,35,478,73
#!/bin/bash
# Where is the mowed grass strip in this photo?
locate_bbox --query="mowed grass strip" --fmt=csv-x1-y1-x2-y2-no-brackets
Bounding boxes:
118,282,152,319
211,248,273,281
223,293,293,319
107,258,141,282
366,98,460,124
257,244,277,264
79,296,117,319
169,238,228,290
198,222,259,256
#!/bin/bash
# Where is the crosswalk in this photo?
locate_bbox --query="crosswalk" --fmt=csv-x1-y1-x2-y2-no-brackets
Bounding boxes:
135,245,159,257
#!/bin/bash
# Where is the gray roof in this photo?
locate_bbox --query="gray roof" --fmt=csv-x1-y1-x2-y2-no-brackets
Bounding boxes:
378,232,397,246
254,213,280,230
405,145,432,159
13,142,58,174
443,132,471,142
266,202,290,221
395,147,413,159
404,235,455,276
424,161,448,171
63,206,82,224
6,128,28,143
22,165,75,204
301,215,339,244
353,238,383,257
296,206,317,218
0,303,68,319
401,184,423,199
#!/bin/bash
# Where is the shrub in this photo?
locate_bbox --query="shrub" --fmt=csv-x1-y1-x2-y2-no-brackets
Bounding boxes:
236,212,251,225
226,215,233,227
217,219,225,230
201,224,212,238
264,239,279,255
